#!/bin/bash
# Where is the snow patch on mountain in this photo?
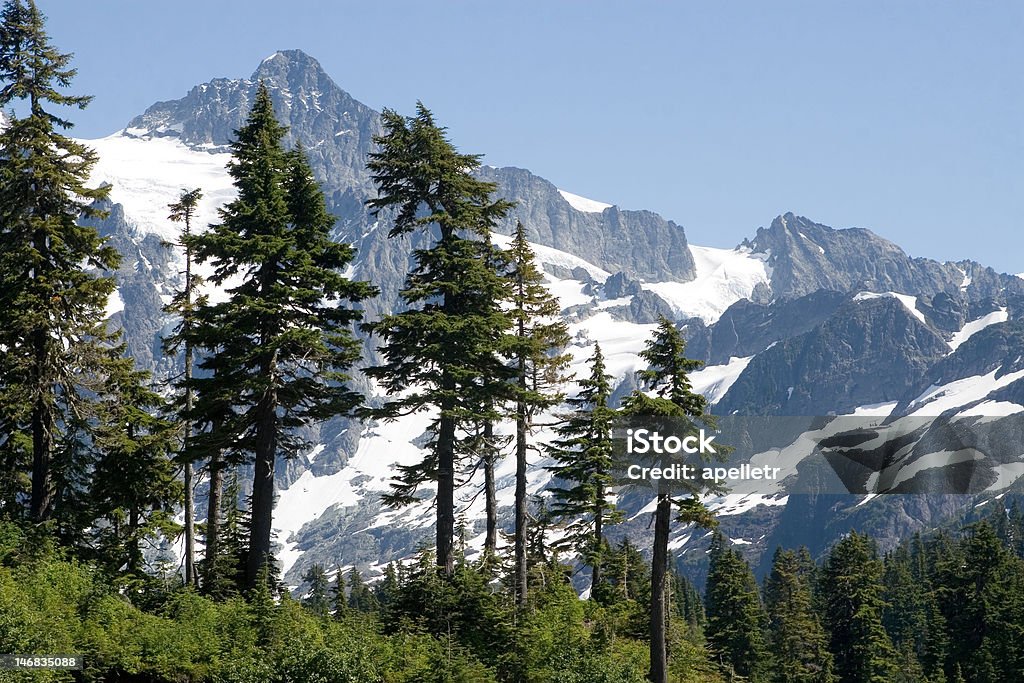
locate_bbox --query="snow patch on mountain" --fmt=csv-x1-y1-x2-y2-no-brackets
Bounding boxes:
490,231,609,281
85,133,236,241
642,245,771,324
908,368,1024,416
949,308,1008,351
891,449,984,489
848,401,898,417
105,288,124,318
853,291,926,324
956,401,1024,420
557,189,612,213
691,356,753,405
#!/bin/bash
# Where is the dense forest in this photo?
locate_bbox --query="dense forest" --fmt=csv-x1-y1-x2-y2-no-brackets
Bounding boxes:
1,2,1023,682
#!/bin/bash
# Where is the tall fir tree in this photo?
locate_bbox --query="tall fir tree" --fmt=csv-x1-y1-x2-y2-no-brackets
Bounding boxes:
547,343,619,597
704,533,768,682
364,103,514,576
88,354,180,580
183,84,375,589
764,547,834,683
820,531,898,683
302,563,331,618
163,187,203,588
619,315,723,683
0,0,118,524
504,221,570,606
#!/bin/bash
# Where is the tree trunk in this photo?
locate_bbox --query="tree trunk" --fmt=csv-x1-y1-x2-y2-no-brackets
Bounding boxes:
182,249,196,587
29,328,53,522
592,497,603,597
204,449,224,589
436,410,456,576
246,370,278,590
184,462,196,586
128,503,141,575
649,494,671,683
515,394,528,607
483,421,497,559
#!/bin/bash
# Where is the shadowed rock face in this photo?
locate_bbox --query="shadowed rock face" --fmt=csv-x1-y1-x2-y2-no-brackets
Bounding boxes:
716,296,952,416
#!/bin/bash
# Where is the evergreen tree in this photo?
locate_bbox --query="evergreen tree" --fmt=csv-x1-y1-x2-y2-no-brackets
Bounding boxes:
163,187,203,588
881,546,930,675
601,537,651,607
364,103,513,576
347,568,378,612
934,522,1024,683
330,566,348,620
619,315,723,683
547,343,618,598
375,562,401,617
764,547,834,683
88,356,180,579
671,570,704,630
504,221,570,606
704,533,768,682
204,467,248,598
820,532,898,683
302,563,331,618
184,84,374,589
0,0,118,524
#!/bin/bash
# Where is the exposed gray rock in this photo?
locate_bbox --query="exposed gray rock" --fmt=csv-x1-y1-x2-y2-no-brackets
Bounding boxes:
478,166,697,282
745,212,1011,300
717,296,951,416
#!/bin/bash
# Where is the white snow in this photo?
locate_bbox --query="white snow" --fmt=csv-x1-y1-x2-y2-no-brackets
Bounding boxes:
985,462,1024,492
848,401,898,417
557,189,612,213
689,356,753,404
852,291,927,325
711,493,789,517
306,444,326,464
490,231,610,281
642,245,771,324
908,367,1024,416
566,311,657,382
274,410,437,574
948,308,1007,351
956,401,1024,419
105,288,124,318
83,133,237,241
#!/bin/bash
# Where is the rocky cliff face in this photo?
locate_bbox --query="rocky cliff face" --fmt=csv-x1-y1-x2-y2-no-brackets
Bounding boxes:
746,212,1020,301
717,296,952,415
477,166,696,281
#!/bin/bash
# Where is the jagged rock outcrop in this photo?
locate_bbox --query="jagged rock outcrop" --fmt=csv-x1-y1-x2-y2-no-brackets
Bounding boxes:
746,212,1017,301
717,296,951,415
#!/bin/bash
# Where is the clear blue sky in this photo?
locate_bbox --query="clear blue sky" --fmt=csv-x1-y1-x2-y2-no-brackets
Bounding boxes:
41,1,1023,274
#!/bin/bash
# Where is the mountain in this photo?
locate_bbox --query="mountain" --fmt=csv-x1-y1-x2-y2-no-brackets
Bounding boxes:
81,49,1024,590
